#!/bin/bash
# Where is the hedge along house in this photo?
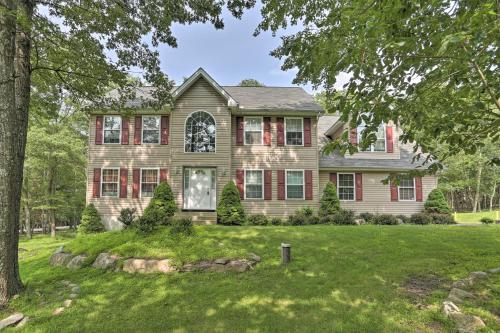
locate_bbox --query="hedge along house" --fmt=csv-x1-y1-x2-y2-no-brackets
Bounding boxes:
87,68,437,229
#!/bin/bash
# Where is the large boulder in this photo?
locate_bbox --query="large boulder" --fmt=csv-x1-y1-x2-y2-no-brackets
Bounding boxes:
447,288,475,304
92,253,119,270
66,255,88,269
123,259,176,274
449,313,485,333
469,271,487,281
50,252,73,267
0,313,24,331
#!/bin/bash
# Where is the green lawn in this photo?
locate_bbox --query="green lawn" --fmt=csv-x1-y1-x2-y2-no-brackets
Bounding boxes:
454,210,500,224
2,225,500,332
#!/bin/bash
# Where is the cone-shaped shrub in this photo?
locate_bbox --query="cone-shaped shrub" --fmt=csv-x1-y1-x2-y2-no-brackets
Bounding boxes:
217,181,245,225
142,181,178,227
78,203,105,234
319,182,340,216
424,189,452,214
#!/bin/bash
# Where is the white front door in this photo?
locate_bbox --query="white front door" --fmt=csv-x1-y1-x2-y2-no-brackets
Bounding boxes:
184,168,216,210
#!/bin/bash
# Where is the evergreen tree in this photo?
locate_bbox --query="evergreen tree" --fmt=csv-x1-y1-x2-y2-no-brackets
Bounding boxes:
425,189,452,214
141,181,178,228
216,182,245,225
319,182,340,216
78,204,104,234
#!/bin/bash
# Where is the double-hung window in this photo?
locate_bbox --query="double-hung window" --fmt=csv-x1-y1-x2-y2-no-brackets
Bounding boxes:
357,124,386,152
101,168,119,197
398,176,415,201
142,116,160,144
285,118,303,146
244,117,263,145
338,173,355,201
245,170,263,199
141,169,159,197
286,170,304,199
103,116,121,144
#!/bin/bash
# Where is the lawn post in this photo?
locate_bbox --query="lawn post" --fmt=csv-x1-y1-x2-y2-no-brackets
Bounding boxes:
281,243,291,264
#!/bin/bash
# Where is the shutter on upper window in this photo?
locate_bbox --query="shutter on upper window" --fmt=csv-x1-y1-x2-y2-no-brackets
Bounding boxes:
236,117,244,146
134,116,142,145
349,127,357,145
355,173,363,201
329,173,337,186
277,170,285,200
120,168,128,198
132,168,140,198
304,118,312,147
236,169,244,199
415,176,423,202
277,118,284,146
121,118,129,145
161,116,169,145
95,116,103,145
386,125,394,153
160,169,168,182
264,170,272,200
305,170,313,200
263,117,271,146
93,168,101,198
390,177,398,201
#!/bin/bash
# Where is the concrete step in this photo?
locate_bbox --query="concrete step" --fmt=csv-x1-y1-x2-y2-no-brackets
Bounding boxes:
176,211,217,225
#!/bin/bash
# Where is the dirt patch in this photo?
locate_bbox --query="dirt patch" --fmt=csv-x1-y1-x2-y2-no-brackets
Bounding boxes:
404,275,447,299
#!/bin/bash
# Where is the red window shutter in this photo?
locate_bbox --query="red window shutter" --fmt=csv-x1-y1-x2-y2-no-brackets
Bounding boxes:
160,168,168,182
390,178,398,201
277,117,284,146
92,168,101,198
264,170,272,200
95,116,103,145
277,170,285,200
236,169,244,199
355,173,363,201
132,168,140,198
386,125,394,153
304,118,312,147
121,117,129,145
305,170,313,200
120,168,128,198
349,127,357,145
161,116,169,145
236,117,244,146
329,172,337,186
263,117,271,146
134,116,142,145
415,176,423,202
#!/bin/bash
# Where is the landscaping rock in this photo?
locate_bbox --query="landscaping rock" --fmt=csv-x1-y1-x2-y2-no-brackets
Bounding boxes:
0,313,24,331
50,252,73,267
60,280,72,287
248,253,261,263
442,301,460,316
227,260,252,272
452,279,472,289
447,288,475,303
123,259,177,274
487,267,500,274
63,299,73,308
66,254,88,269
92,252,119,270
214,258,229,265
53,307,65,316
354,218,364,225
449,313,485,333
469,271,487,281
68,293,78,299
71,286,80,294
15,316,29,328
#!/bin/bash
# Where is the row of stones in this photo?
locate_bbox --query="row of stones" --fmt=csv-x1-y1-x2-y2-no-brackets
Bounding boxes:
442,268,500,333
50,247,261,274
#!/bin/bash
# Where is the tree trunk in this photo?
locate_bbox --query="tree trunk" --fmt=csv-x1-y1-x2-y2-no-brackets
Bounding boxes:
47,165,56,238
24,204,31,240
472,152,483,213
490,180,496,211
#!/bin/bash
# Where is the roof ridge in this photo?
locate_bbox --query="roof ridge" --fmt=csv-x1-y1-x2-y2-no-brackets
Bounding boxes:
223,86,304,89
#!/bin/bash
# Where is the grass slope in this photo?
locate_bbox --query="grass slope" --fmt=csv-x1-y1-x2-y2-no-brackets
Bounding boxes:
2,225,500,332
455,210,500,224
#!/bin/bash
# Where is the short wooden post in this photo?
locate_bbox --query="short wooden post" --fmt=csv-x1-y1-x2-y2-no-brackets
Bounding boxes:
281,243,291,264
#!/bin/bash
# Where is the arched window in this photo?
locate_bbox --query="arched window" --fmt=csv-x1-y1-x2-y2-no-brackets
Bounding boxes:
184,111,216,152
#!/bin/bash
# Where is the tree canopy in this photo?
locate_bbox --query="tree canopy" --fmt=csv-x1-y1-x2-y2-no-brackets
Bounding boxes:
238,79,265,87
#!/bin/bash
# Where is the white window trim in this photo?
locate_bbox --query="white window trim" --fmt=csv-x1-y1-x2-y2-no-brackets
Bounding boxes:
285,169,305,200
183,110,217,153
103,115,122,144
140,167,160,198
398,177,416,202
284,117,304,147
141,115,161,144
357,123,387,152
243,116,264,145
337,173,356,202
101,167,120,198
244,169,264,200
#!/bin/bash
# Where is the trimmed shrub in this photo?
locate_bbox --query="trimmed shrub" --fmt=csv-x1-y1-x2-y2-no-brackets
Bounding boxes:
144,181,177,226
410,213,432,225
429,213,456,225
425,189,452,214
298,207,315,217
288,208,320,225
246,214,269,226
78,204,105,234
216,181,245,225
480,217,494,225
330,209,356,225
170,218,195,236
118,208,137,229
358,212,375,224
135,215,156,234
270,217,283,226
319,182,340,216
372,214,399,225
395,214,411,224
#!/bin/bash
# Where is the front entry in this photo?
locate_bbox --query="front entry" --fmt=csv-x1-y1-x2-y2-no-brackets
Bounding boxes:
183,168,216,210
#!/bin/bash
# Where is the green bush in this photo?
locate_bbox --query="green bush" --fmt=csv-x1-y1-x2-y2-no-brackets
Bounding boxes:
395,214,411,224
480,217,494,225
270,217,283,226
78,204,105,234
170,218,195,236
329,209,356,225
216,181,245,225
424,189,452,214
135,215,156,234
144,181,177,226
358,212,375,224
319,182,340,216
429,213,456,225
372,214,399,225
118,208,136,229
288,208,319,225
246,214,269,226
410,213,432,225
298,207,315,217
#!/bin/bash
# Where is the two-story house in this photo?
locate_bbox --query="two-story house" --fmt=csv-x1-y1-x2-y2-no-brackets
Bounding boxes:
87,68,437,229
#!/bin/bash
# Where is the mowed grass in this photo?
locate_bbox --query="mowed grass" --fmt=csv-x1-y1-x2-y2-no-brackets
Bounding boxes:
2,225,500,332
454,210,500,224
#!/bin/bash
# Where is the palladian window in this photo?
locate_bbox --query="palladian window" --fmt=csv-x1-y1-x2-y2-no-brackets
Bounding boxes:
184,111,216,153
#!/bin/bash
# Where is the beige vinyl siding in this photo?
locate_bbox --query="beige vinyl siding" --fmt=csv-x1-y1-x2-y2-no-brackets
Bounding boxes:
319,171,437,215
232,116,320,218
